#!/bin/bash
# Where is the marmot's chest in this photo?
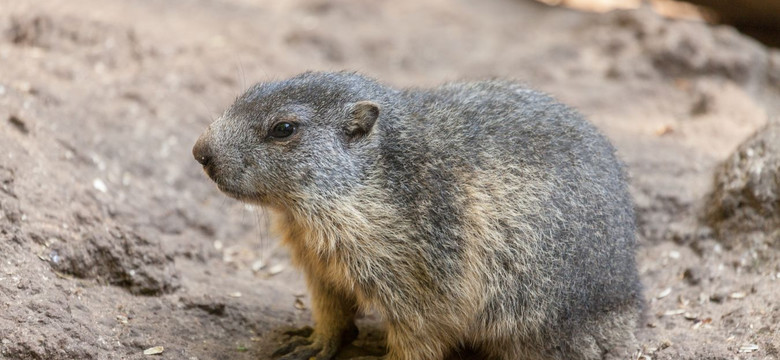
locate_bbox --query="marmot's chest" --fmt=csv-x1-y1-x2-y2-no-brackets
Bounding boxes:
274,209,391,306
278,221,360,290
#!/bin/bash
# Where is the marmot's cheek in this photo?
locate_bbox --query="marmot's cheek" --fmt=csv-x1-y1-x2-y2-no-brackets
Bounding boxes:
202,164,218,182
200,155,227,183
288,166,315,189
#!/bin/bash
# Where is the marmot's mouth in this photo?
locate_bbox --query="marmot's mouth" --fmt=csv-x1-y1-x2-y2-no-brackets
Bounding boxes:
216,183,246,199
216,184,266,205
201,166,245,198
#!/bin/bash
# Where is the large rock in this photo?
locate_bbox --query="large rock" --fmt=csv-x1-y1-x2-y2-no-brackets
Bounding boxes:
706,121,780,247
51,226,181,296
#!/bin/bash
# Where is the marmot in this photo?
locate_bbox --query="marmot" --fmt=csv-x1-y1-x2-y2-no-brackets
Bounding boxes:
192,71,643,360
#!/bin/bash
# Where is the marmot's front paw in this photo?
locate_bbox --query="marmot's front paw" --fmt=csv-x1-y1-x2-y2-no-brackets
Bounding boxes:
273,326,340,360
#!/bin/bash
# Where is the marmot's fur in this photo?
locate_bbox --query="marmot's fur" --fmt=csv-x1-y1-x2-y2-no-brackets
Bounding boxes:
192,71,643,360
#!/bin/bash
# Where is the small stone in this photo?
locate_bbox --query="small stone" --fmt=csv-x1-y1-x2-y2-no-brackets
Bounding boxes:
251,260,266,272
268,264,285,275
143,346,164,355
738,344,759,353
662,309,685,316
294,298,306,310
657,287,672,299
93,178,108,193
729,292,746,299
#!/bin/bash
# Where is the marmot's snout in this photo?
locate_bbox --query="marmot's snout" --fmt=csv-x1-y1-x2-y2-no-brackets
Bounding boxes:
192,133,216,179
192,126,257,202
192,134,212,166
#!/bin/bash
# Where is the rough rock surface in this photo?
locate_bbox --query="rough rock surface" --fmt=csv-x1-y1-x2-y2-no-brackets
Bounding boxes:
707,121,780,248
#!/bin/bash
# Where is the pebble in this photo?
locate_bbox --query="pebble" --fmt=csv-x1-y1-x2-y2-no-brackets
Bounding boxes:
657,287,672,299
143,346,164,355
251,259,265,272
268,264,285,275
92,178,108,193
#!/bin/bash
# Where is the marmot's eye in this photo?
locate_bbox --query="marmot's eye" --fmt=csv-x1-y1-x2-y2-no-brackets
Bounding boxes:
269,122,297,139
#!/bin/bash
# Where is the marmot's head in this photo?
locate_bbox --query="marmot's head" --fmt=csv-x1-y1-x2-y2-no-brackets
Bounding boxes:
192,72,385,208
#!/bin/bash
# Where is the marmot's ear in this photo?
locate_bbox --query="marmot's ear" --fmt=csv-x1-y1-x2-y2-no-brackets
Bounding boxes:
345,101,379,140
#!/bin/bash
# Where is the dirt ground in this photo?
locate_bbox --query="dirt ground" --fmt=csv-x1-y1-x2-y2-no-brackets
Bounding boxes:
0,0,778,359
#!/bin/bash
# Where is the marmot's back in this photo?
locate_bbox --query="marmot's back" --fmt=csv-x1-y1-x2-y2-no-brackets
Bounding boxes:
382,80,641,353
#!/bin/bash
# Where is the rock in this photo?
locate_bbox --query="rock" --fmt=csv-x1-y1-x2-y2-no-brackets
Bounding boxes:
52,227,180,295
180,295,227,316
599,9,770,88
706,121,780,247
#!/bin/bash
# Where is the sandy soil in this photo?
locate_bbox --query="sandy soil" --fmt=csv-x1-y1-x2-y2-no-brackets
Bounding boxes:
0,0,778,359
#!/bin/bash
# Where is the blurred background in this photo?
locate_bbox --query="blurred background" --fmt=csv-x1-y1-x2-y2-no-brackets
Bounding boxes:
542,0,780,47
0,0,778,359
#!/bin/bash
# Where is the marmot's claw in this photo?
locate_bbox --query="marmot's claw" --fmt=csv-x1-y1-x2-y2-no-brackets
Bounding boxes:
275,342,339,360
272,336,312,357
276,344,321,360
273,326,341,360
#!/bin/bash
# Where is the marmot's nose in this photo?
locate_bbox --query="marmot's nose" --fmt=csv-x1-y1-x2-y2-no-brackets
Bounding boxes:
192,137,213,167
